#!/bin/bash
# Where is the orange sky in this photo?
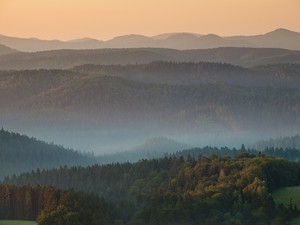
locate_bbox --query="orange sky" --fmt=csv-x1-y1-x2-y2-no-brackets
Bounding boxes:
0,0,299,40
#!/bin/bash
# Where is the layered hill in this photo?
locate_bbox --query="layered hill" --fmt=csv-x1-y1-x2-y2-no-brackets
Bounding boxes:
0,34,103,52
0,47,300,70
1,61,300,150
1,68,300,130
227,28,300,51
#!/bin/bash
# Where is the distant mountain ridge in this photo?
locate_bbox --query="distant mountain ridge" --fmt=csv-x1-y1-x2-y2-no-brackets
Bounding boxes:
0,28,299,52
0,47,300,70
227,28,300,50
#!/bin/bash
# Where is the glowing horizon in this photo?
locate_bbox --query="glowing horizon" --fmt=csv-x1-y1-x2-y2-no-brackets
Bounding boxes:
0,0,299,41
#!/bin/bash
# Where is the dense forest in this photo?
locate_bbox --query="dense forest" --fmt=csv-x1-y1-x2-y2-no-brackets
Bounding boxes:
0,185,113,225
0,129,95,179
3,154,300,224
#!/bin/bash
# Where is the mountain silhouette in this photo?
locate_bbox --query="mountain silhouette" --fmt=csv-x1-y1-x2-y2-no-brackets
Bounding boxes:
0,28,299,52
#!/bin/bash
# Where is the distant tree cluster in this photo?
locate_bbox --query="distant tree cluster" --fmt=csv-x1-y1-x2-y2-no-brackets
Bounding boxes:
252,134,300,151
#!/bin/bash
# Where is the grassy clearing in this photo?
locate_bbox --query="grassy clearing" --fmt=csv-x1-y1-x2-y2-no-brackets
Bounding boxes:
273,186,300,225
273,186,300,208
0,221,37,225
290,216,300,225
290,217,300,225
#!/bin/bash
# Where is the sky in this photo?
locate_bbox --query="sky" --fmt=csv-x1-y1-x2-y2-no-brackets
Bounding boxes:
0,0,299,40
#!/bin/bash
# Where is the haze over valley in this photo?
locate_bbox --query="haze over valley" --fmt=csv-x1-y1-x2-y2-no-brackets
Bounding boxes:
1,56,300,152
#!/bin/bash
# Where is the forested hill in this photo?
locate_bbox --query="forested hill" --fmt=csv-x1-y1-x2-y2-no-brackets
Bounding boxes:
1,68,300,133
72,61,300,87
0,47,299,70
0,128,96,179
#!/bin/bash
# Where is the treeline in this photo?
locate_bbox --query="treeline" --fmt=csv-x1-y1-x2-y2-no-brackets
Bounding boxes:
172,145,300,162
252,134,300,151
2,127,300,182
0,184,113,225
4,154,300,224
97,145,300,165
5,157,183,203
0,128,95,179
